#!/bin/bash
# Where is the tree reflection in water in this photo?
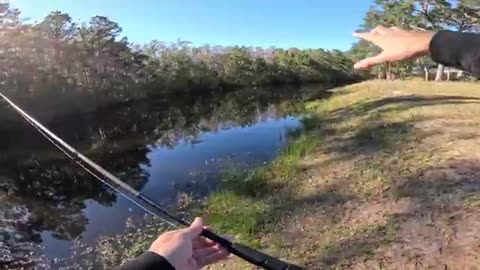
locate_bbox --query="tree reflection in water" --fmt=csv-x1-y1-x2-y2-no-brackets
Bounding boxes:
0,84,329,268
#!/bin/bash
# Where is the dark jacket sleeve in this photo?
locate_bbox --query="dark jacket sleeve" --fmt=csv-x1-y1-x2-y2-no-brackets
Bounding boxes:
113,251,175,270
429,30,480,77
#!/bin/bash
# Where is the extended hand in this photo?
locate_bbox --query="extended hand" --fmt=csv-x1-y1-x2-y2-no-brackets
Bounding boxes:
353,26,434,69
149,217,230,270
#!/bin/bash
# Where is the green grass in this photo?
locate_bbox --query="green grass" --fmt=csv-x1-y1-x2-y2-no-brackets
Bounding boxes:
203,191,267,245
272,132,319,179
202,116,321,245
464,194,480,207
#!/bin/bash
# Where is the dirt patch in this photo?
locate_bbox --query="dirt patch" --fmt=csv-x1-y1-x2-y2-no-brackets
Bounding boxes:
277,81,480,269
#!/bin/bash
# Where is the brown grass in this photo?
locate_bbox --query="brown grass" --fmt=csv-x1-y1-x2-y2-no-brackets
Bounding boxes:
209,80,480,270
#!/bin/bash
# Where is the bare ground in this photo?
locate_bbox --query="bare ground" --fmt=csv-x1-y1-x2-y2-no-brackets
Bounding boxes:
210,80,480,270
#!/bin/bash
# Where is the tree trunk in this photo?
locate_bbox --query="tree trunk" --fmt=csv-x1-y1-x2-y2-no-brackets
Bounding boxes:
446,67,451,81
424,67,429,81
435,64,444,81
376,66,385,79
386,62,392,80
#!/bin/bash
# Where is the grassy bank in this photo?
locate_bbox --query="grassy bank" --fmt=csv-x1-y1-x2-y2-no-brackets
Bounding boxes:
84,80,480,269
201,121,320,245
203,80,480,269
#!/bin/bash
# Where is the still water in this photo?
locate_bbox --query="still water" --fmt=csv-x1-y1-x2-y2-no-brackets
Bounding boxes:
0,85,328,269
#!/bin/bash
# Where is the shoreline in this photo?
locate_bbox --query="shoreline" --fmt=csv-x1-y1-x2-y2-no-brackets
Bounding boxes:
204,80,480,269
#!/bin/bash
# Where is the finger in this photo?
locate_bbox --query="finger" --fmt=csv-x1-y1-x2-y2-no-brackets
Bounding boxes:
374,26,390,35
184,217,204,240
353,31,378,43
354,53,388,70
192,226,216,249
193,245,223,259
187,257,198,270
203,226,214,235
196,249,231,268
193,236,216,249
193,232,233,249
203,227,234,245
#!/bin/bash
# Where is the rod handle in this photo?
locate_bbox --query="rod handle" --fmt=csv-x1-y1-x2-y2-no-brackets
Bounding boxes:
201,230,305,270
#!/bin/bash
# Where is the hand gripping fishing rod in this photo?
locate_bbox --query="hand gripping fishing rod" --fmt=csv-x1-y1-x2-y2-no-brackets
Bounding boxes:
0,92,305,270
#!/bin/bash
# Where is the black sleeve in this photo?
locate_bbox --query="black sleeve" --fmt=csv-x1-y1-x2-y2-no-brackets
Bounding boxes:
429,30,480,77
113,251,175,270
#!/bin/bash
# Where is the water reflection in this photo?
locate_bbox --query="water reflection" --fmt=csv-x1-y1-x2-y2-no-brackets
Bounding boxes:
0,85,328,268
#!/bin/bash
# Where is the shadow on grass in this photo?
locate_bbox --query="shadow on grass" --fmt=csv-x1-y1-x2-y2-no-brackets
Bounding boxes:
310,215,400,268
203,93,480,267
301,94,480,267
330,95,480,118
393,158,480,209
301,159,480,268
330,121,415,156
305,94,480,167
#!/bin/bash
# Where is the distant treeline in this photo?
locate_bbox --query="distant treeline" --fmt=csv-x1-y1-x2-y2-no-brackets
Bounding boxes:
0,4,359,118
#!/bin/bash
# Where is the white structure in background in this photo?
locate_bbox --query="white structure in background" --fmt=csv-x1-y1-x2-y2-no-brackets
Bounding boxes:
413,66,465,81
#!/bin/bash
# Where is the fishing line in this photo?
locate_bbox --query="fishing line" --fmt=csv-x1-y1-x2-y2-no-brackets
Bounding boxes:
22,113,178,227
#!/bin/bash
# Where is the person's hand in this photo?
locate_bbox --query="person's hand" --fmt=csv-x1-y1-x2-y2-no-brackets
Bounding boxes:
353,26,435,69
149,217,230,270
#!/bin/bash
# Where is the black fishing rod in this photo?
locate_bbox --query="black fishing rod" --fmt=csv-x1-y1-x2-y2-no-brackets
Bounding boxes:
0,93,305,270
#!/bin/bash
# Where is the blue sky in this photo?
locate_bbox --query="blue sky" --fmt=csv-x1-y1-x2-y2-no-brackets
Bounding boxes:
11,0,372,51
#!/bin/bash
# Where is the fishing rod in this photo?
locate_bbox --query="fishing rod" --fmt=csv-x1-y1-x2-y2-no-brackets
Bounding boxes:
0,92,305,270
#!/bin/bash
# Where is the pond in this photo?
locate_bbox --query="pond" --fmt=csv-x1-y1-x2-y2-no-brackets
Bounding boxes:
0,84,329,269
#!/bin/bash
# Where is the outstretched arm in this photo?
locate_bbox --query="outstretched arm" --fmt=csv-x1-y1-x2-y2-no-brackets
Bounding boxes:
354,26,480,77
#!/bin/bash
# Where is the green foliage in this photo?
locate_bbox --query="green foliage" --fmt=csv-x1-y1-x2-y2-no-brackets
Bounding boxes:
0,3,359,120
